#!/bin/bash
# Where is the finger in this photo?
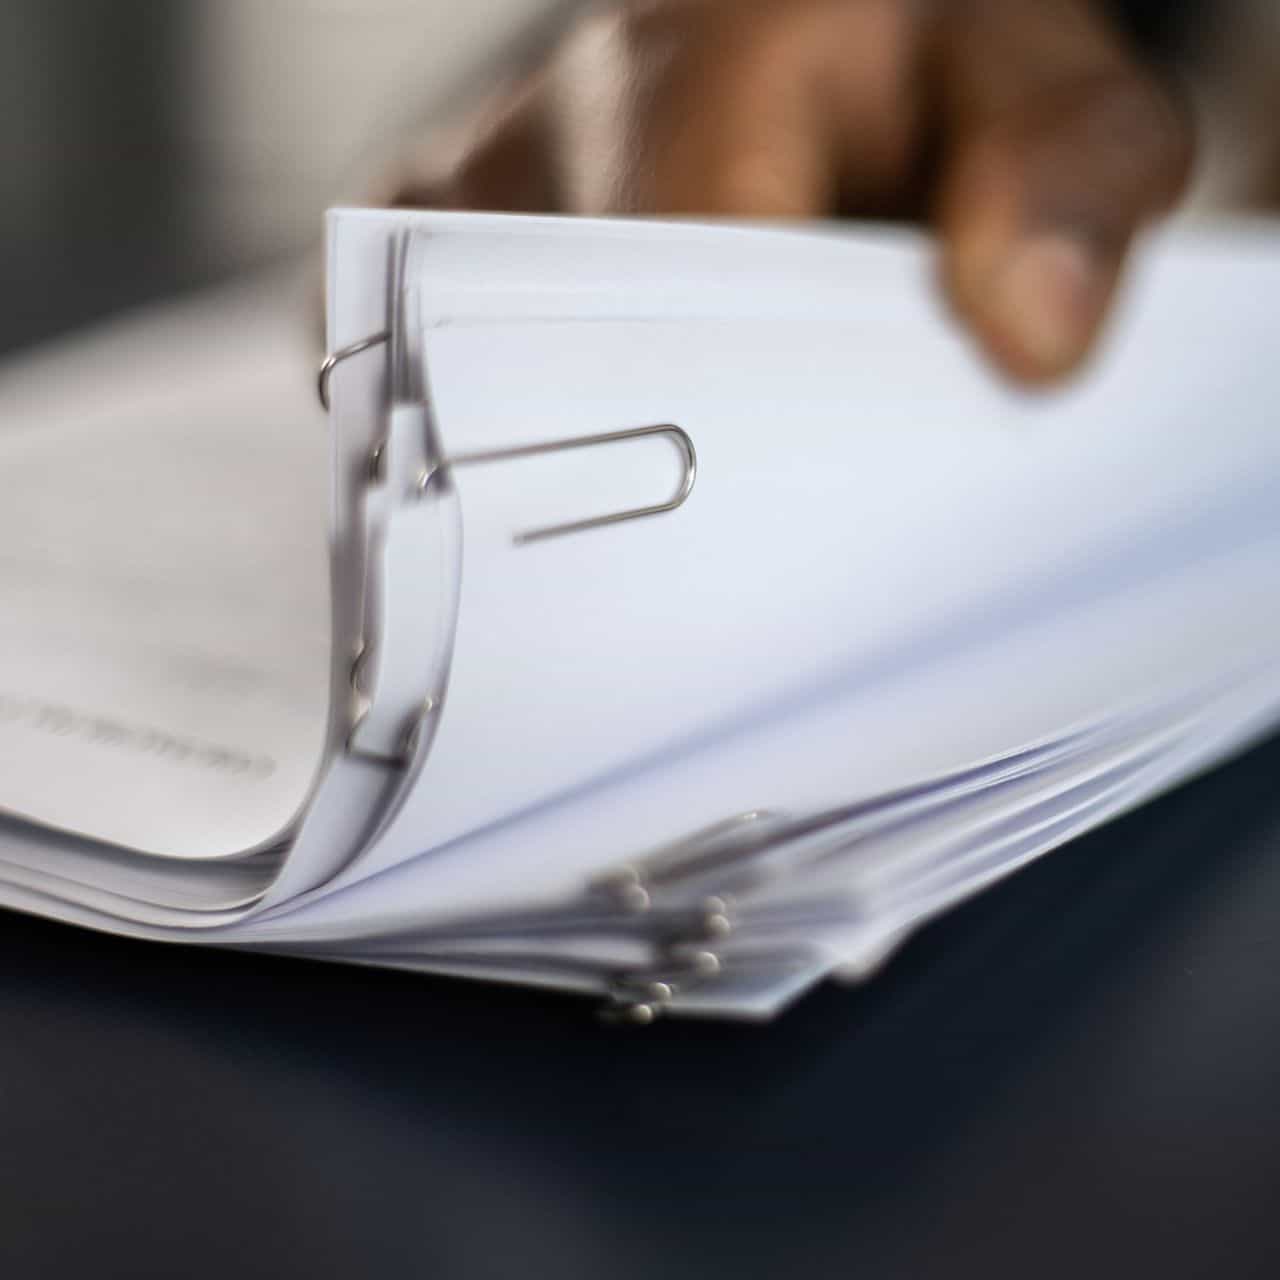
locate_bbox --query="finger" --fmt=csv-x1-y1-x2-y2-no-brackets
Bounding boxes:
390,0,923,220
933,0,1194,384
548,0,919,218
569,3,842,217
443,79,564,213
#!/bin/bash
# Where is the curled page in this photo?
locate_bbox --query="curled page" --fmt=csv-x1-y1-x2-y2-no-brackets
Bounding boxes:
1,212,1278,1021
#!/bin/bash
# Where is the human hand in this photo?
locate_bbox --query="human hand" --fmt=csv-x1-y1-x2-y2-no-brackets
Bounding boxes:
389,0,1193,384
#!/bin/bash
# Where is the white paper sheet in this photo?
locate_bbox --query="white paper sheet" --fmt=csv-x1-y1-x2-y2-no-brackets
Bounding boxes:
0,280,333,858
2,213,1279,1022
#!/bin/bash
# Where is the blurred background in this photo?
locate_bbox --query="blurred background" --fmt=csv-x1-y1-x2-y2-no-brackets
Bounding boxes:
4,0,1275,364
0,0,583,355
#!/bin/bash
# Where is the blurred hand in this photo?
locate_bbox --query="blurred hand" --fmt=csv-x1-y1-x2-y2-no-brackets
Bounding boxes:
388,0,1193,384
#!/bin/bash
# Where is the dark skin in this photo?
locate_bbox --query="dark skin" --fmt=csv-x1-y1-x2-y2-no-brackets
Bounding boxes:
389,0,1194,385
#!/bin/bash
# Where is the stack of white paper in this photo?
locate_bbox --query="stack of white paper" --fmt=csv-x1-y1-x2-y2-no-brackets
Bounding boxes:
1,211,1278,1021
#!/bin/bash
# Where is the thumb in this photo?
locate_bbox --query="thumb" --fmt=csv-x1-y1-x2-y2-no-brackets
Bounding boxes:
933,0,1194,384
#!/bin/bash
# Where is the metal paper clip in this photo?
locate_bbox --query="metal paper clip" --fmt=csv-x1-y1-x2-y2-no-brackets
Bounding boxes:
321,266,699,767
318,331,390,412
589,810,795,1024
601,950,724,1025
592,809,789,913
319,334,697,545
433,423,696,545
601,945,826,1025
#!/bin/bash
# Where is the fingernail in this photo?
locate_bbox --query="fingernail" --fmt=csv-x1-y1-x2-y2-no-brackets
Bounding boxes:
994,234,1104,373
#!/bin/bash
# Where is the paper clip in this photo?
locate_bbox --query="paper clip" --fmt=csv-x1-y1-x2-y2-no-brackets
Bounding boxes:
318,331,390,412
435,424,696,545
322,233,700,771
319,337,697,544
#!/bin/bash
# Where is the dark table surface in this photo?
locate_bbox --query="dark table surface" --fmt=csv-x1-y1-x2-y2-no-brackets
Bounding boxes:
4,729,1280,1279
